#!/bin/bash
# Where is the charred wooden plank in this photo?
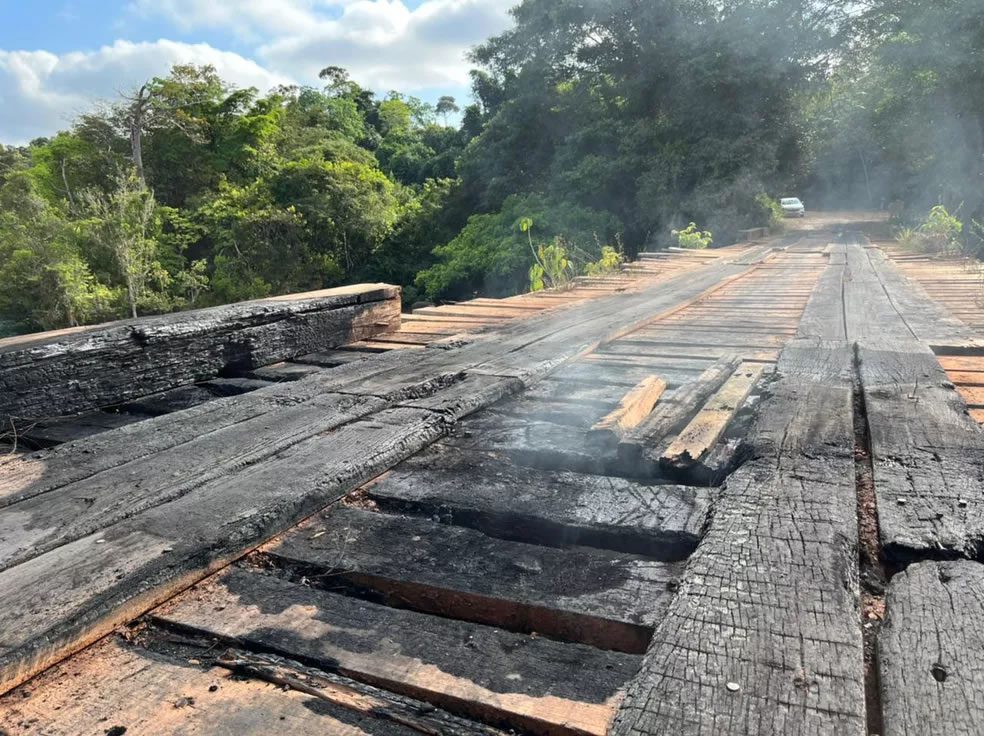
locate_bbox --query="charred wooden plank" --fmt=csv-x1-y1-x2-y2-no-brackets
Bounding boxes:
0,634,501,736
293,349,374,367
0,284,401,426
200,376,273,396
0,392,403,571
878,560,984,736
367,445,711,559
242,361,329,382
443,411,616,476
847,245,984,560
118,385,220,416
0,407,453,695
14,411,145,449
264,506,682,653
153,567,642,736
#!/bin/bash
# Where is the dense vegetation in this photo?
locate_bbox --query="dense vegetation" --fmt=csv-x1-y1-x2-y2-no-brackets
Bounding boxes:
1,0,982,335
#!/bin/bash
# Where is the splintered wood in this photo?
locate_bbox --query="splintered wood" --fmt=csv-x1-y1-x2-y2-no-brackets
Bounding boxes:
588,375,666,446
660,362,766,468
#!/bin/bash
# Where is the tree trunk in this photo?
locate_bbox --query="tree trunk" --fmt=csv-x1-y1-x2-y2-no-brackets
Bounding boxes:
60,158,75,210
129,84,149,188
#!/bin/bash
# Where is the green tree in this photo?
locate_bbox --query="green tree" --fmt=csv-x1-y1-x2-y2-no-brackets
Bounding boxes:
79,171,162,318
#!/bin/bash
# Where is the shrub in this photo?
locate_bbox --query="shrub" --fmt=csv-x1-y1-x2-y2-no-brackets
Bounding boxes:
529,239,574,291
921,205,963,255
895,205,964,255
895,227,923,251
756,194,785,231
671,223,713,249
584,245,624,276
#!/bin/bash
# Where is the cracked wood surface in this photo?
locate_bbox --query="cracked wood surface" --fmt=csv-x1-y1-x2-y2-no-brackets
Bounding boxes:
263,505,683,653
365,443,713,559
0,284,401,424
879,560,984,736
612,243,867,735
846,244,984,560
152,566,640,736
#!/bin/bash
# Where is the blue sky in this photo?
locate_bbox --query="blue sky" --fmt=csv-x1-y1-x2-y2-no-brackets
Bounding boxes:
0,0,515,143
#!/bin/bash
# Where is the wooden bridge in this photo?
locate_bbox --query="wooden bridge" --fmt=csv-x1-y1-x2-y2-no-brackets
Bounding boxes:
1,212,981,735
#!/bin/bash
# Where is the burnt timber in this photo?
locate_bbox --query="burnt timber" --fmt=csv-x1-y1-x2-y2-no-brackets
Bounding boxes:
3,213,984,735
0,284,401,428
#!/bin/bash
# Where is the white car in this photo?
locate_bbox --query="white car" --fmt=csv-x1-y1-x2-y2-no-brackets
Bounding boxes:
780,197,806,218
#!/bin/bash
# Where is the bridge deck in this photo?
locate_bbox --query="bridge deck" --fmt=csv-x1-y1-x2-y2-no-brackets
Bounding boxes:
2,214,983,736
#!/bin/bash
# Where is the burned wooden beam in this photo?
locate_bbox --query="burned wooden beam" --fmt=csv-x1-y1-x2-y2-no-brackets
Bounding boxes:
660,361,767,471
587,375,666,448
0,284,401,426
263,506,682,653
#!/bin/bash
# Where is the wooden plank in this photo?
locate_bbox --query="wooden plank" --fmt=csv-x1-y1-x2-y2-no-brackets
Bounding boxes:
265,506,682,653
0,392,394,570
0,285,401,425
153,567,642,736
879,560,984,736
15,411,145,449
366,444,712,559
587,375,666,447
955,385,984,406
0,407,453,696
118,385,219,416
847,245,984,560
293,349,373,367
0,377,396,508
660,362,766,468
243,361,328,382
944,370,984,386
201,377,273,395
0,635,502,736
937,355,984,371
444,412,618,477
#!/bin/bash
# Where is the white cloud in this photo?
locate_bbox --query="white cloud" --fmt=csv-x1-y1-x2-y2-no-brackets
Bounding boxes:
260,0,514,91
128,0,338,40
135,0,515,91
0,0,516,142
0,40,290,144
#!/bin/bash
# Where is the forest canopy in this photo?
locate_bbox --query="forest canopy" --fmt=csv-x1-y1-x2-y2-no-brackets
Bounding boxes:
1,0,982,335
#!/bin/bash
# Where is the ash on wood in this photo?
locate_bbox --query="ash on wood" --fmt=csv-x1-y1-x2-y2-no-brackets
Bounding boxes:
0,284,401,425
366,444,712,559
